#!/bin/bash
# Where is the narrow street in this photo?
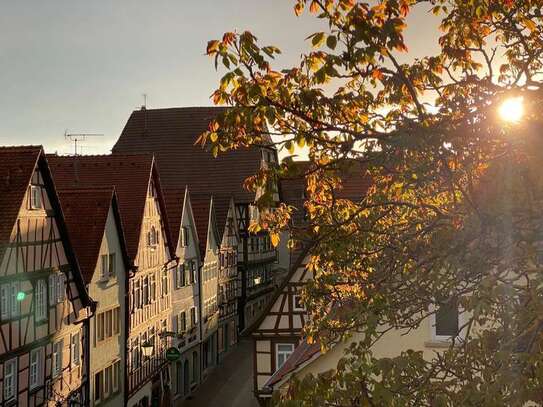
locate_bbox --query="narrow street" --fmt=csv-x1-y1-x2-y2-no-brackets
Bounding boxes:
179,339,259,407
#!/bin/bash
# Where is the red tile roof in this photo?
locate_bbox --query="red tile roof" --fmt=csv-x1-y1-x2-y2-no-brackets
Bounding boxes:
265,339,322,388
58,187,118,284
47,154,174,260
0,146,93,307
280,160,372,225
112,107,273,243
0,146,42,245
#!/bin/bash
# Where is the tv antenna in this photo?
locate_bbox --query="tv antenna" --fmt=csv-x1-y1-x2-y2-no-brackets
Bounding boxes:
64,131,104,156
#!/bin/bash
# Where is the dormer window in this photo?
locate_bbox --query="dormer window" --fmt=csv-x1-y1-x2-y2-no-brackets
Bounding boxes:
148,226,159,247
30,185,42,210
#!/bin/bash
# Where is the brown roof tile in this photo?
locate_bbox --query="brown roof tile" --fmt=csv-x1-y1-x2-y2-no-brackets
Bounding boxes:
265,339,321,388
47,154,173,260
0,146,43,245
112,106,271,241
58,187,116,284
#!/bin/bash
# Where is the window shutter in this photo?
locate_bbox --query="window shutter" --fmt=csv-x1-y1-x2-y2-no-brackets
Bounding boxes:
0,284,9,319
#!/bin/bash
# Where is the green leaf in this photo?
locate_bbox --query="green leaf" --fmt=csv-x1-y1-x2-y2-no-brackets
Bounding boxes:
326,35,338,50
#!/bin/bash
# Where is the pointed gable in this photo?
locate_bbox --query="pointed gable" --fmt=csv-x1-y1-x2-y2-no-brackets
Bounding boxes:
0,146,92,308
190,195,214,258
0,146,42,245
58,187,131,284
47,154,174,260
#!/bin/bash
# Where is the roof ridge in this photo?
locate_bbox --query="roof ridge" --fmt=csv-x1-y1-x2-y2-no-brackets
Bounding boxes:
131,105,228,113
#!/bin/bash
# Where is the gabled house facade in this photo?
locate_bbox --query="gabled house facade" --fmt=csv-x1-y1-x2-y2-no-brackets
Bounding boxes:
168,188,201,403
251,161,371,404
112,106,281,332
48,154,176,407
191,195,220,382
57,187,130,406
0,146,93,407
216,197,239,360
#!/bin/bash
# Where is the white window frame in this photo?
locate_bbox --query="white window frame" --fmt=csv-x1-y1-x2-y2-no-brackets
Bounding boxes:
429,301,466,342
30,185,42,210
275,343,295,371
56,273,65,303
292,294,305,312
30,347,44,390
52,340,63,377
71,333,80,366
4,358,17,401
108,253,116,277
10,281,20,318
0,284,9,320
100,254,109,281
35,279,47,321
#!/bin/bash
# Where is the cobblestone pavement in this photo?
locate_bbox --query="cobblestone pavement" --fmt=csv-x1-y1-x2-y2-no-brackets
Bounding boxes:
179,338,259,407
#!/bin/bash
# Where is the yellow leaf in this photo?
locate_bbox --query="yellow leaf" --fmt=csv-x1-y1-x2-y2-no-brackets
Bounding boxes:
270,233,280,247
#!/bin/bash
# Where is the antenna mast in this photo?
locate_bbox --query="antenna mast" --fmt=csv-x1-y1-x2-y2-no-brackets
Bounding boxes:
64,131,104,156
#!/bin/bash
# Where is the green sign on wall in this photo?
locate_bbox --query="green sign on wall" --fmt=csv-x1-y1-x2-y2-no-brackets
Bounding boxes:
165,347,181,362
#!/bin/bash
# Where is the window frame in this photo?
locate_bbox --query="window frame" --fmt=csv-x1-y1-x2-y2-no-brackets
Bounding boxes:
292,294,305,312
35,279,47,322
52,340,63,377
429,301,466,342
30,185,42,210
71,333,80,366
4,358,17,401
275,343,295,371
29,347,43,390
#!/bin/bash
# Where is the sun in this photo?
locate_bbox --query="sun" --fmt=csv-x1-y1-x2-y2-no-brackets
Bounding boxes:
498,96,524,123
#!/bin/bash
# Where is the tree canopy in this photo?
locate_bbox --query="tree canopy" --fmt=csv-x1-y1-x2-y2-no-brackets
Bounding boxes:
204,0,543,405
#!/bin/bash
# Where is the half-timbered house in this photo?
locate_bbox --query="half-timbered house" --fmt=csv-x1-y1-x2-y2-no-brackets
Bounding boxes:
57,187,131,406
112,106,280,332
0,146,93,407
250,161,371,404
190,195,220,382
47,154,176,407
166,187,201,403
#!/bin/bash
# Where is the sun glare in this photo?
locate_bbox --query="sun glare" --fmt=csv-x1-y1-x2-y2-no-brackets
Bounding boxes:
499,97,524,123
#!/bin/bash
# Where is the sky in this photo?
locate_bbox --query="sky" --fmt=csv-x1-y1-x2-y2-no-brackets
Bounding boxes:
0,1,438,155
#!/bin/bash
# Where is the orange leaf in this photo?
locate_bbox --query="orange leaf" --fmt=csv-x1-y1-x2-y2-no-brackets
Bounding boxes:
294,2,304,16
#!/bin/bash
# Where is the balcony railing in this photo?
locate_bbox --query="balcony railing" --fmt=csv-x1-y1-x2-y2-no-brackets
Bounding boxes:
128,348,167,395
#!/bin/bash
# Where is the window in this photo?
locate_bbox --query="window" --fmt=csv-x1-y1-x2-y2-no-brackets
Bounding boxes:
71,333,80,366
35,279,47,321
148,226,158,246
276,343,295,370
97,312,104,342
52,340,63,377
432,300,461,341
113,360,120,393
190,307,196,327
108,253,116,277
180,311,187,333
150,274,156,302
190,261,197,284
292,294,305,311
94,371,102,403
143,277,149,305
30,348,43,389
162,269,169,296
105,310,113,338
134,280,141,309
0,284,8,320
176,264,185,289
113,308,120,335
30,185,42,209
10,282,19,317
101,254,109,280
104,365,112,399
96,307,120,343
57,273,66,302
181,226,189,247
4,358,17,401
